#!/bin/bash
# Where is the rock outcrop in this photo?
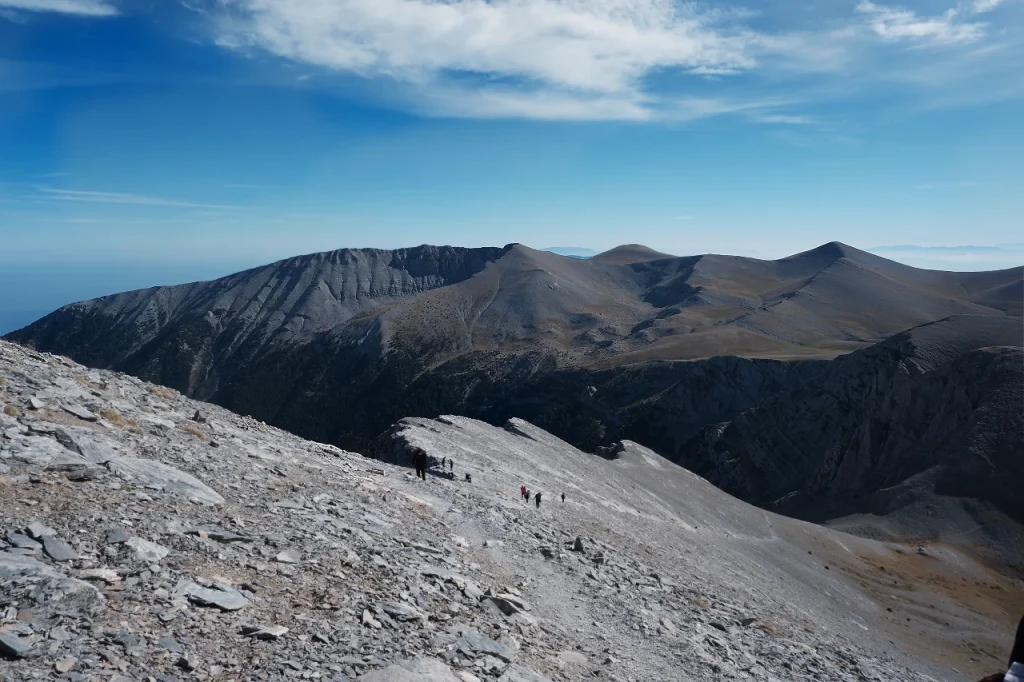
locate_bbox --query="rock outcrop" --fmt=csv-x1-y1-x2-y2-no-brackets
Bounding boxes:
3,340,1019,680
675,316,1024,559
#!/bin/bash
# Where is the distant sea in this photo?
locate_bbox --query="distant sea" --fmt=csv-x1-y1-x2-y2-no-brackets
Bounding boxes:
0,259,255,339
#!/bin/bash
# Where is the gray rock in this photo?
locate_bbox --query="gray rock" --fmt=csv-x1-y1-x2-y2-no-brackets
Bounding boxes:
42,535,79,562
61,404,98,422
125,537,169,563
361,657,462,681
571,536,585,553
106,456,224,506
362,610,382,629
0,629,35,659
381,602,426,622
188,526,251,543
26,522,56,539
7,533,41,551
105,527,131,545
176,581,249,611
275,549,301,564
241,624,289,640
456,630,517,663
27,397,45,410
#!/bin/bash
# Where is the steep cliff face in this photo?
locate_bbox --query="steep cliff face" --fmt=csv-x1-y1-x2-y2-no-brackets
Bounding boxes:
675,316,1023,542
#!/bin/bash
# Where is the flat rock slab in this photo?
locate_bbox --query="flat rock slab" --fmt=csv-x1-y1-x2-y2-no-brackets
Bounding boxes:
106,456,224,506
0,629,35,659
27,522,56,539
105,527,131,545
125,537,169,563
188,526,251,543
381,602,426,622
241,625,288,640
42,536,78,562
177,581,249,611
78,568,121,584
54,429,117,464
456,630,517,663
61,404,98,422
6,533,41,551
361,657,462,682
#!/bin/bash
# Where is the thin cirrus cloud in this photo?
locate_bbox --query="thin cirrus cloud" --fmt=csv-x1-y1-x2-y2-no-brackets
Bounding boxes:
0,0,118,15
205,0,1018,121
38,188,242,210
855,1,986,45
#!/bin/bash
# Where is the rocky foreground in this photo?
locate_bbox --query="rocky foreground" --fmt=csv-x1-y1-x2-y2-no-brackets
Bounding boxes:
0,340,1017,681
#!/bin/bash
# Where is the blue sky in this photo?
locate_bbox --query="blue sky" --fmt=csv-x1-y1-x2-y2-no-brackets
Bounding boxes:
1,0,1022,331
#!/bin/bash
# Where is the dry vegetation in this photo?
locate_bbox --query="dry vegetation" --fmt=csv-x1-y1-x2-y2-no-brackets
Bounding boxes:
180,424,208,440
149,385,178,400
3,404,19,417
100,408,140,432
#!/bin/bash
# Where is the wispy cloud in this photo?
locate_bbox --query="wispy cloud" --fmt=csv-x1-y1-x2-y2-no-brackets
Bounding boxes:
0,0,118,16
856,1,986,46
968,0,1010,13
39,188,242,210
204,0,1018,122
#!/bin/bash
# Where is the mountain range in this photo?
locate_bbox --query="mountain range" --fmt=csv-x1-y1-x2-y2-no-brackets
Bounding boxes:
6,241,1022,556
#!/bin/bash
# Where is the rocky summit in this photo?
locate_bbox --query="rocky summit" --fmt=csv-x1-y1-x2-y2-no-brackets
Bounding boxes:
1,340,1020,681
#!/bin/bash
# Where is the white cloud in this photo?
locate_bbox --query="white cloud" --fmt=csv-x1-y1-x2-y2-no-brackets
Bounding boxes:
39,188,242,210
215,0,755,95
856,1,985,45
0,0,118,16
211,0,783,120
207,0,1015,121
969,0,1007,12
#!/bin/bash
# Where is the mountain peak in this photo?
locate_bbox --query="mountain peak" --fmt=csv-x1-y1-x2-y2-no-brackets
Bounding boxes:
591,244,676,265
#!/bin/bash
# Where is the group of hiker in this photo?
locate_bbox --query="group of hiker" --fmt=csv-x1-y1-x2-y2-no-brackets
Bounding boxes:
411,449,469,483
520,485,565,508
409,448,566,508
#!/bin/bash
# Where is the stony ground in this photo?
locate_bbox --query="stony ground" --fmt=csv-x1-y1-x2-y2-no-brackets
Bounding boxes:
0,340,1015,681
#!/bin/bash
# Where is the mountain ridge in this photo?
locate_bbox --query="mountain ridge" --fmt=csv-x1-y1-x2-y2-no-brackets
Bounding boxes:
5,242,1021,560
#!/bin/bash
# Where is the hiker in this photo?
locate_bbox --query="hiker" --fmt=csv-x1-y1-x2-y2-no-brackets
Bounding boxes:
979,615,1024,682
561,492,565,503
525,490,531,503
465,473,472,483
442,456,446,469
535,491,542,508
521,485,527,500
448,458,454,471
414,449,427,481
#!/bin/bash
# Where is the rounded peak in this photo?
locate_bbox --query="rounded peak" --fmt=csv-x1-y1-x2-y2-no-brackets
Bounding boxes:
591,244,676,265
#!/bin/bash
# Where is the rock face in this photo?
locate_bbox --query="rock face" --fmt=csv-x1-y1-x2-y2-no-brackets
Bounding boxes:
674,315,1024,559
2,340,1019,680
6,243,1020,457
